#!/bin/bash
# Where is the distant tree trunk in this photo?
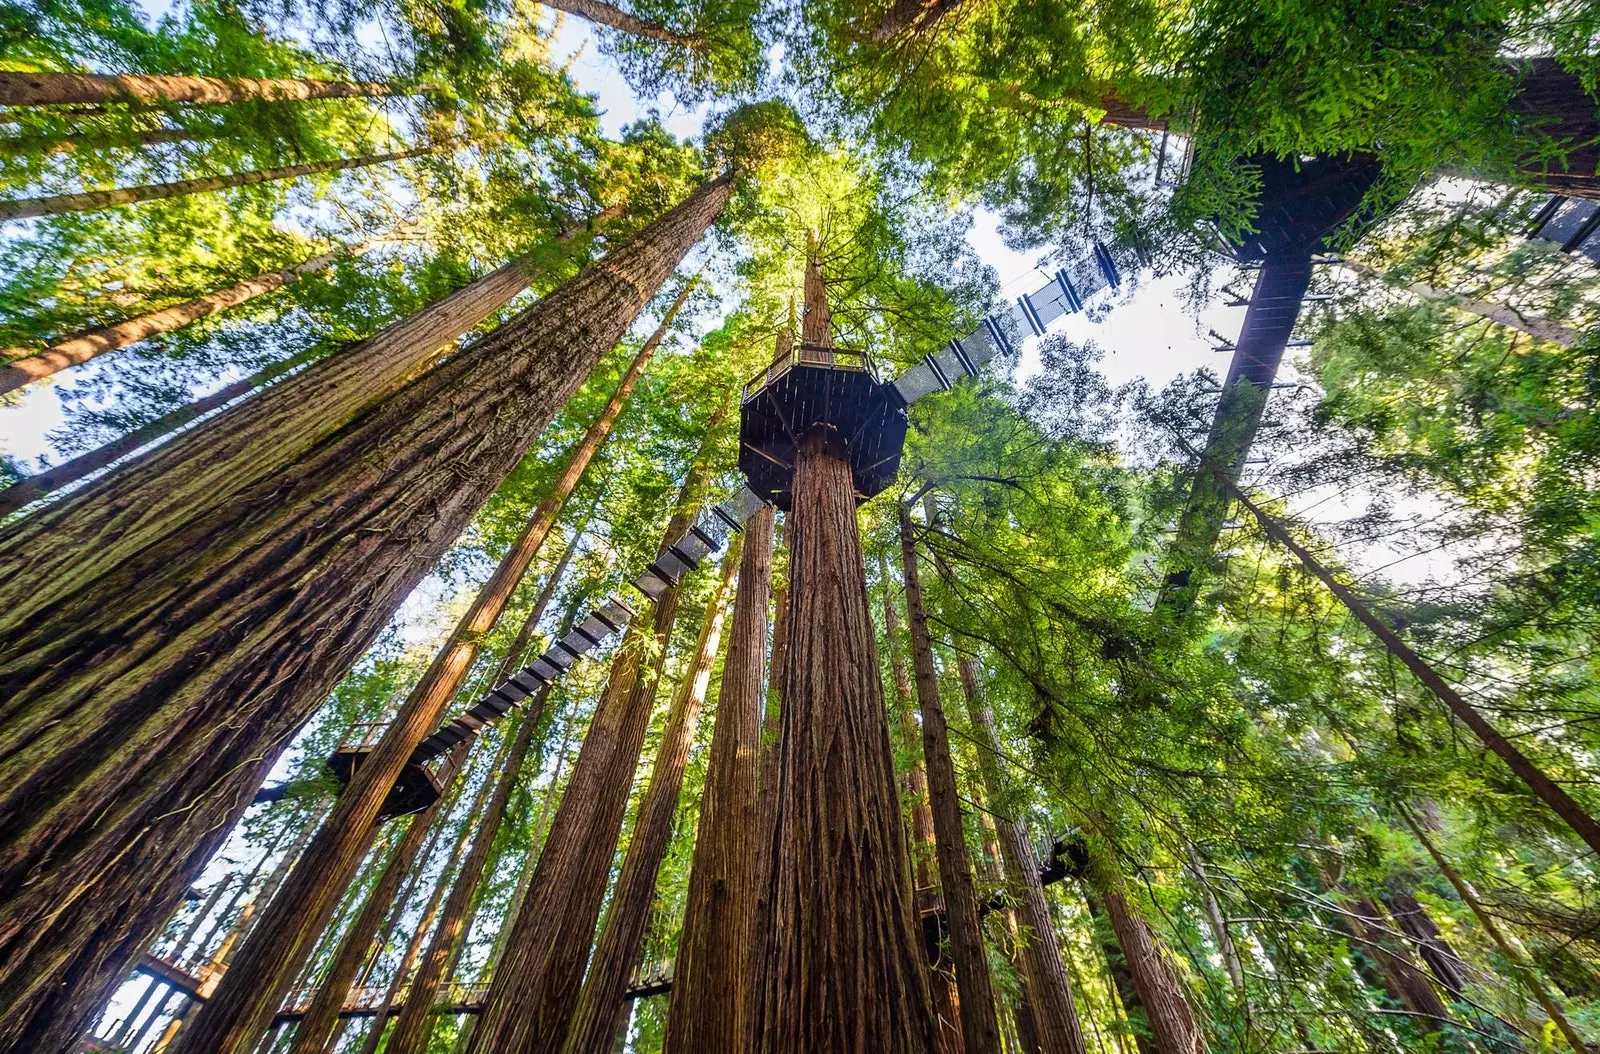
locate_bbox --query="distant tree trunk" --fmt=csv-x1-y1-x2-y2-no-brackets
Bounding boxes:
898,506,1002,1054
0,207,619,519
1336,896,1452,1030
1342,259,1585,348
1398,806,1593,1052
664,505,774,1054
1229,482,1600,858
0,71,396,107
0,238,390,395
955,661,1088,1054
756,424,938,1053
747,512,789,1035
1382,890,1467,999
564,536,739,1053
1080,887,1155,1054
880,555,962,1054
537,0,695,45
0,143,450,220
1181,845,1248,1010
285,737,471,1054
175,279,686,1053
1088,866,1205,1054
0,126,204,159
0,177,731,1054
466,413,727,1054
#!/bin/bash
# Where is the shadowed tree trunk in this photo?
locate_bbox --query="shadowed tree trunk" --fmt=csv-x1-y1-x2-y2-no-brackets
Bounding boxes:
880,555,963,1054
0,207,620,519
1228,482,1600,858
0,143,450,220
465,406,727,1054
564,535,740,1053
1089,869,1205,1054
1382,890,1467,999
954,660,1088,1054
1336,896,1452,1031
0,175,731,1054
175,276,692,1054
664,505,774,1054
0,238,393,395
538,0,695,45
1078,888,1155,1054
898,505,1002,1054
0,71,396,107
1342,259,1585,348
755,423,938,1054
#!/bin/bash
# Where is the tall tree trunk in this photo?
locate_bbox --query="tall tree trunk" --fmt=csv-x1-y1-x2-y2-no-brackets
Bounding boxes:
284,738,470,1054
664,505,774,1054
0,71,395,107
897,506,1002,1054
756,424,938,1054
1228,483,1600,858
175,280,682,1053
954,661,1088,1054
564,535,740,1053
1088,866,1205,1054
1181,845,1248,1012
465,413,726,1054
0,175,731,1054
537,0,695,45
1336,896,1452,1030
0,142,450,220
1382,890,1467,999
747,514,789,1036
0,207,618,520
1398,806,1592,1052
880,555,962,1054
1508,57,1600,199
0,238,390,395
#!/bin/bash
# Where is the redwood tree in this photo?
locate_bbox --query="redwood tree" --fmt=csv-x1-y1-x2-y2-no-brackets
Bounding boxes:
0,71,396,107
0,174,732,1053
664,504,775,1054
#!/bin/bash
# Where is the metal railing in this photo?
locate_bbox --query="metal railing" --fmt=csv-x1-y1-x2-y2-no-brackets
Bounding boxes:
742,342,883,402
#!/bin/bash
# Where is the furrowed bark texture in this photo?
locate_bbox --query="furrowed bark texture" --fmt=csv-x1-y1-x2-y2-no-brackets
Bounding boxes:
537,0,694,44
466,429,723,1054
0,143,448,220
1081,889,1154,1054
1229,483,1600,858
1093,876,1206,1054
897,507,1002,1054
747,515,789,1035
955,660,1088,1054
564,536,740,1054
664,505,774,1054
0,239,386,395
0,207,617,522
179,277,685,1053
0,176,730,1054
0,71,395,107
756,429,938,1054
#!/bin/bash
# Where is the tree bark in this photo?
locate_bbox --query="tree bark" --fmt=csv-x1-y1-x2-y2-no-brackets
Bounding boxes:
537,0,695,45
0,239,388,395
747,513,788,1036
0,71,395,108
1342,259,1585,348
175,277,685,1052
954,660,1088,1054
0,208,618,520
0,143,450,220
1398,805,1592,1052
1337,896,1452,1029
897,506,1002,1054
664,505,774,1054
755,427,938,1054
1080,888,1155,1054
465,414,726,1054
1382,890,1467,999
1228,483,1600,858
0,176,731,1054
564,535,740,1053
1090,868,1205,1054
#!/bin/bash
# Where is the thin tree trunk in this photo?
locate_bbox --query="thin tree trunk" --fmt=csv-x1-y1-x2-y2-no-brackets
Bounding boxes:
177,291,676,1052
1342,259,1585,348
0,125,203,159
756,422,938,1053
0,208,617,520
898,505,1002,1054
1181,845,1248,1010
0,142,449,220
0,238,389,395
466,413,726,1054
1089,867,1205,1054
1228,482,1600,858
1398,805,1592,1052
955,661,1088,1054
664,505,774,1054
0,71,395,107
564,535,740,1053
537,0,695,45
0,176,731,1054
285,739,469,1054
